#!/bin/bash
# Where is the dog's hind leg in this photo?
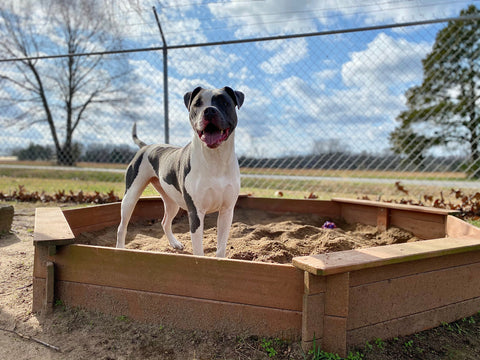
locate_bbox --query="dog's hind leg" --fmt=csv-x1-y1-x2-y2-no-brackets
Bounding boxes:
150,179,184,250
116,177,150,248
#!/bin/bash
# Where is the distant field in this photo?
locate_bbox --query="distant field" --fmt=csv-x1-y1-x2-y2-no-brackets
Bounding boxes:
0,160,127,170
0,160,468,180
0,161,476,202
241,167,468,181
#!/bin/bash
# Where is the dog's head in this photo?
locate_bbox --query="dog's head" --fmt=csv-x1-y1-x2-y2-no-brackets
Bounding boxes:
184,86,244,149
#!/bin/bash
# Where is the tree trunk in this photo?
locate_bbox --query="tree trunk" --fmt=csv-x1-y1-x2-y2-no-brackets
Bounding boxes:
56,143,75,166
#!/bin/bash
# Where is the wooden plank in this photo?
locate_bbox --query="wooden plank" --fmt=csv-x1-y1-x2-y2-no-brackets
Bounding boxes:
33,242,50,278
332,198,453,215
304,272,326,295
347,297,480,348
32,277,46,313
322,316,348,357
446,215,480,238
44,262,54,314
376,207,389,232
347,262,480,329
62,198,165,235
335,197,452,238
340,204,378,226
302,293,325,341
350,250,480,287
56,281,302,340
302,272,326,343
325,273,349,317
52,244,304,311
34,207,75,245
292,237,480,276
390,209,445,239
62,203,121,235
236,197,341,217
130,196,166,221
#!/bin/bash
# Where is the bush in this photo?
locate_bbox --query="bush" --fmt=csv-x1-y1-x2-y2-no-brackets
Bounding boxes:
12,143,53,161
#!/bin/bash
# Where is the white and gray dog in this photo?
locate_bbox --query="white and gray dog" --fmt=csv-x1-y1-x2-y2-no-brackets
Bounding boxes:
116,86,245,257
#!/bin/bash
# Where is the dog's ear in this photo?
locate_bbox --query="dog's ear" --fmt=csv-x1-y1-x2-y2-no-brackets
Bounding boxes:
184,87,203,110
223,87,245,109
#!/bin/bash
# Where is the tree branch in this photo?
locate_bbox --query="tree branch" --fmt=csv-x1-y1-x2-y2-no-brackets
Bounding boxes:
0,327,60,352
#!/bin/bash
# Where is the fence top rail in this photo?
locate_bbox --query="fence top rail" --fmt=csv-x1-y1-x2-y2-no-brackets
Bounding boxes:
1,15,479,63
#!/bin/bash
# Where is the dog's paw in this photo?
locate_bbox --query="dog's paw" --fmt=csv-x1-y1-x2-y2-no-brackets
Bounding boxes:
171,241,184,250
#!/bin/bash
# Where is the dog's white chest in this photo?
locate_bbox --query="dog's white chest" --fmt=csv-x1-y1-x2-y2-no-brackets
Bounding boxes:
186,162,240,213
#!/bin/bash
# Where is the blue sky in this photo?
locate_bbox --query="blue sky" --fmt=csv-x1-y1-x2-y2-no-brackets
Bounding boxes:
0,1,478,158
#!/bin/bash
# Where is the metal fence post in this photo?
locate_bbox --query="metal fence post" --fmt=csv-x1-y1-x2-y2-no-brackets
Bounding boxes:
153,6,169,144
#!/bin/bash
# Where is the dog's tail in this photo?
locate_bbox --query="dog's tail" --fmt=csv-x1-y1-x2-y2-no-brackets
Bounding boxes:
132,122,147,148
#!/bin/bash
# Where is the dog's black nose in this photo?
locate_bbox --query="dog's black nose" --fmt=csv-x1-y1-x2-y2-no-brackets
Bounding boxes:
203,107,217,119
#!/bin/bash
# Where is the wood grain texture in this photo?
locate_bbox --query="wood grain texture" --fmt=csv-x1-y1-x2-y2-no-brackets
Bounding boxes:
446,215,480,238
56,281,302,340
236,197,341,217
350,250,480,286
348,262,480,329
51,244,304,311
34,207,75,245
332,198,453,215
293,237,480,276
347,297,480,348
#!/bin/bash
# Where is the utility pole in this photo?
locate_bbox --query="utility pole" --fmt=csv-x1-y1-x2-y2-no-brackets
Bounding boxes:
153,6,169,144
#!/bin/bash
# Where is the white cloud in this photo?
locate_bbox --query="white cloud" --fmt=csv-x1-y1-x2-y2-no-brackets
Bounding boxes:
272,75,316,100
342,33,431,90
170,46,240,76
208,0,325,38
315,69,337,81
1,0,473,159
360,0,470,25
259,38,308,74
254,32,436,155
228,66,253,81
207,1,472,41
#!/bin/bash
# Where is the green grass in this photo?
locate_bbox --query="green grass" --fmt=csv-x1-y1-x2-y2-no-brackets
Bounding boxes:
468,218,480,227
0,164,479,208
0,167,158,197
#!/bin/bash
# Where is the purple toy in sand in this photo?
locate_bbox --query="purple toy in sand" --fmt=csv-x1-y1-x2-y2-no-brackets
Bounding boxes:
322,221,337,229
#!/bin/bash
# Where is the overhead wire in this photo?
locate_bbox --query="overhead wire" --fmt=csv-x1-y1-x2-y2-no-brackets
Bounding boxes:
154,0,474,37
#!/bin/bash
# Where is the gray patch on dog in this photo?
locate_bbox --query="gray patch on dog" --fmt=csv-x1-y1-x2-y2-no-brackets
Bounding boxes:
148,146,177,177
125,151,144,192
184,190,200,234
161,145,191,193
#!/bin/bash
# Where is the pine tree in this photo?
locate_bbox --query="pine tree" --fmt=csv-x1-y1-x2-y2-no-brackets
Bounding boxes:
390,5,480,177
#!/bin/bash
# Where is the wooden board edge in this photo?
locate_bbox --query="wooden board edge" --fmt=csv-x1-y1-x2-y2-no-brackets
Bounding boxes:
446,215,480,238
293,237,480,276
346,296,480,347
56,280,302,340
52,244,304,311
34,207,75,244
332,197,454,215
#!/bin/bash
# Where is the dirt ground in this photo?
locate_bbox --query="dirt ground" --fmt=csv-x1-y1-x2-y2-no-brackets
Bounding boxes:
76,209,418,262
1,202,479,360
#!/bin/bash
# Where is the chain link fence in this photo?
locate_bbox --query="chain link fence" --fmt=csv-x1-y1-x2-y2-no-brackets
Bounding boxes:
0,4,479,200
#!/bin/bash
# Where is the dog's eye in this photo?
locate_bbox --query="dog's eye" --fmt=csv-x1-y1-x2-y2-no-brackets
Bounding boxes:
194,98,203,108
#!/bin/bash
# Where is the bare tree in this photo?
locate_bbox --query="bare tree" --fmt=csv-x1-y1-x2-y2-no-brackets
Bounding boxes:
0,0,140,165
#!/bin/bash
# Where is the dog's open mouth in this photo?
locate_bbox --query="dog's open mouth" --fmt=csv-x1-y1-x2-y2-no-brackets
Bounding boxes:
197,123,230,148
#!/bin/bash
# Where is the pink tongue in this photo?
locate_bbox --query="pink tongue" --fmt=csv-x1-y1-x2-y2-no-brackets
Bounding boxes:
202,132,224,146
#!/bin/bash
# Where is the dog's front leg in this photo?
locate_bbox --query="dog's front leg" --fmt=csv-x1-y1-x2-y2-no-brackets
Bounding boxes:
216,207,234,258
189,209,205,256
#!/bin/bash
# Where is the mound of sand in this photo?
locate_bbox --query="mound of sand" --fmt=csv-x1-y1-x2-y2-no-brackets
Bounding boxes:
76,209,418,264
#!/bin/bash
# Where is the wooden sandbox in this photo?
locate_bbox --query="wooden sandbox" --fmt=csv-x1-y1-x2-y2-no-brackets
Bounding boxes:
33,196,480,356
